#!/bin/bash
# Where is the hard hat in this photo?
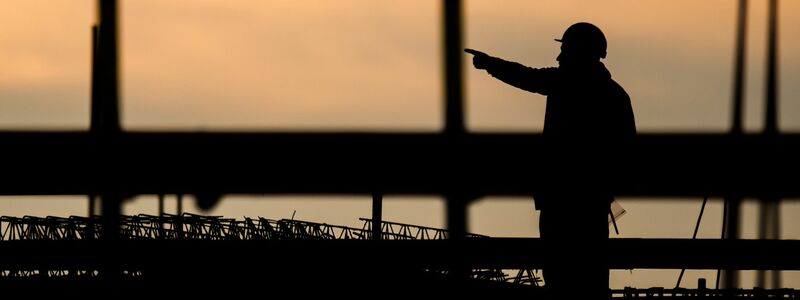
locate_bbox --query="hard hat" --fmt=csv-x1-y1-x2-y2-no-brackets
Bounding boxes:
555,22,607,59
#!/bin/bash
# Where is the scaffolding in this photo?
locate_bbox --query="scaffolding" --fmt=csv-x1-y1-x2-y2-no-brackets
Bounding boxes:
0,0,797,297
0,214,542,286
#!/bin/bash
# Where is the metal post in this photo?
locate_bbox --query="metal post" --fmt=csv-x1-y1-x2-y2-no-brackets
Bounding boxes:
177,194,183,215
731,0,747,134
88,194,97,217
95,0,122,234
757,0,780,288
721,0,748,288
158,194,165,216
757,199,781,288
90,24,99,130
764,0,778,135
443,0,464,136
446,195,468,240
99,192,121,283
372,193,382,240
92,0,123,283
442,0,466,239
722,197,741,288
94,0,121,136
445,193,470,281
92,0,122,227
443,0,470,282
88,24,99,220
89,27,100,131
770,201,781,288
101,195,122,241
158,194,165,239
176,194,184,238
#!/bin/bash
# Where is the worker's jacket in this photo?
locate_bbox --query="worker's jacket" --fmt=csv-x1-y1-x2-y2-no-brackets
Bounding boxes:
483,58,636,211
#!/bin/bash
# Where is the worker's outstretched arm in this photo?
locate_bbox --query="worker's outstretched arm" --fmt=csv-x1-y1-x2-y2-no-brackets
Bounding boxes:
465,48,557,95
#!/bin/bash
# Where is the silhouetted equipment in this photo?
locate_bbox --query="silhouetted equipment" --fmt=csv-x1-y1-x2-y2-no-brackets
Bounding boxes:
0,214,542,290
0,214,494,243
5,214,800,293
0,0,796,298
360,218,487,240
2,215,799,298
614,286,799,299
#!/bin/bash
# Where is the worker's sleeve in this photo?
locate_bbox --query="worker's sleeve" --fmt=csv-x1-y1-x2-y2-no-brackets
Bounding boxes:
483,57,558,95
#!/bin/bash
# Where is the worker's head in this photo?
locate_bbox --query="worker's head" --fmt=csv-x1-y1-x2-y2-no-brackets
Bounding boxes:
555,22,607,67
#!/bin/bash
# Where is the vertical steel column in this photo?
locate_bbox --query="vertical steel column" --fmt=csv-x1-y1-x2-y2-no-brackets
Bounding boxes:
92,0,123,283
443,0,469,282
757,200,781,287
764,0,778,136
94,0,121,135
177,194,183,215
97,0,121,239
158,194,165,239
88,23,99,220
722,198,741,288
731,0,747,134
757,0,781,289
443,0,465,136
443,0,466,240
88,194,97,216
158,194,165,216
372,193,382,240
722,0,748,289
176,194,184,238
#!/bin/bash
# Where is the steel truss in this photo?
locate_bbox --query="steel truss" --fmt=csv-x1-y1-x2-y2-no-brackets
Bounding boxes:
0,214,541,285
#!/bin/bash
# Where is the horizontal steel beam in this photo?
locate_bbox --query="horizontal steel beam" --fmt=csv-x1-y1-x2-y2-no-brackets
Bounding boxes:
0,132,798,198
0,238,798,270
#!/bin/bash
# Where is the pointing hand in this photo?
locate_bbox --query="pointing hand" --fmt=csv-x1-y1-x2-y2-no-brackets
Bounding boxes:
464,48,490,70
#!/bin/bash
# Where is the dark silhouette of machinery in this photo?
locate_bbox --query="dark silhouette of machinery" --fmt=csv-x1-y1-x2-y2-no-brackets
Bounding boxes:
0,213,540,287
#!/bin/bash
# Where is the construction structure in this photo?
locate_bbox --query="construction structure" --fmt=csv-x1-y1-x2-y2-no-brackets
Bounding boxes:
0,0,798,298
0,214,539,285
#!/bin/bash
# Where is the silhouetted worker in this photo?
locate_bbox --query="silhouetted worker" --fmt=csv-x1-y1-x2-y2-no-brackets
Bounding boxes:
466,22,635,299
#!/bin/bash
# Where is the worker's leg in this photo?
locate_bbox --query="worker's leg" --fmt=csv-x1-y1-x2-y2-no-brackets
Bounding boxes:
577,204,610,300
539,202,609,300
